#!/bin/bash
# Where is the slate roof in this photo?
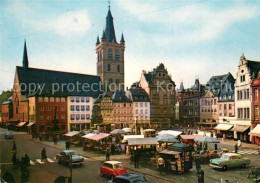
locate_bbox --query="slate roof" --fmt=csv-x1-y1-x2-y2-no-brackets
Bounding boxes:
128,87,150,102
94,92,110,103
105,7,117,43
16,66,102,97
111,90,131,102
2,96,12,105
247,60,260,79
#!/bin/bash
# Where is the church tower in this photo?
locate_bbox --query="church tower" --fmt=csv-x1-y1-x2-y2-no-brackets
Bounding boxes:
96,5,125,91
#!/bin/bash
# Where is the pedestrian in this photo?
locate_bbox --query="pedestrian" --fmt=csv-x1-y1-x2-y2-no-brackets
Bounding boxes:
12,153,17,167
214,143,218,151
134,152,139,168
197,168,204,183
41,148,47,160
222,134,225,141
65,140,70,150
105,146,111,161
12,141,17,153
157,156,164,174
237,139,241,148
24,154,30,167
111,143,115,155
53,135,57,145
234,144,238,153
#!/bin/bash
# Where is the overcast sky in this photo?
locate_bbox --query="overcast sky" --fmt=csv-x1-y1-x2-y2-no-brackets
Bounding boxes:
0,0,259,92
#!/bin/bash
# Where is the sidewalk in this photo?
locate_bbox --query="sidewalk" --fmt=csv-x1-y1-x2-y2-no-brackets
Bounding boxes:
219,139,259,150
31,139,195,183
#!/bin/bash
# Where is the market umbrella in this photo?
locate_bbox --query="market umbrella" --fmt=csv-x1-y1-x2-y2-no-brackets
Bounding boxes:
157,134,179,143
110,129,126,135
122,128,132,133
194,136,220,143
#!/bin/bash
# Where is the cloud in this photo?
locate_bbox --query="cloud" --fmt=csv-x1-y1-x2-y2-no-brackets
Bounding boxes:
118,0,259,43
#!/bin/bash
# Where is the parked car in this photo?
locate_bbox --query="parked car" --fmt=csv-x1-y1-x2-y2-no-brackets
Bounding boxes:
4,131,14,139
100,161,127,179
107,173,147,183
209,153,250,171
56,150,84,166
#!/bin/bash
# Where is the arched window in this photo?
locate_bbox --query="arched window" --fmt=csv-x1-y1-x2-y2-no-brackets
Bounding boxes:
115,51,119,61
108,64,111,71
117,65,120,72
97,52,99,62
108,49,113,60
99,51,102,61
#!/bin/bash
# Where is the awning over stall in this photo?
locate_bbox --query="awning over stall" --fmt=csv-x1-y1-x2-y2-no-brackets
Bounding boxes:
64,131,80,137
16,122,27,127
123,135,144,141
86,133,110,141
180,135,203,140
157,130,182,136
230,125,250,132
249,124,260,137
214,124,233,131
128,137,158,146
26,122,34,127
82,133,96,139
159,149,180,155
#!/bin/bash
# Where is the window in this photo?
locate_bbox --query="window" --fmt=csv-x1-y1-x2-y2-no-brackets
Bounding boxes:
219,104,222,110
86,114,90,119
86,105,90,111
117,110,120,114
145,103,147,107
61,97,65,102
38,97,43,102
214,99,216,105
81,97,85,102
76,114,80,120
39,106,44,111
224,104,227,110
140,103,143,107
50,97,54,102
117,65,120,72
44,97,49,102
115,51,119,61
130,110,132,113
237,91,240,100
145,109,148,114
108,49,113,60
140,109,143,114
76,105,80,111
107,64,111,71
70,97,75,103
61,114,65,119
71,114,75,120
39,115,44,120
255,105,259,120
47,115,51,120
135,109,138,114
46,106,51,111
240,75,245,82
81,114,85,120
86,97,90,103
81,106,85,111
255,89,259,101
135,103,138,107
244,89,247,99
76,97,80,103
61,106,65,111
116,79,120,84
108,78,113,84
70,105,75,111
247,89,249,99
55,97,60,102
229,104,232,110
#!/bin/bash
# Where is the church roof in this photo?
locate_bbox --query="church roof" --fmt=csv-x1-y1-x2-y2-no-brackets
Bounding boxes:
16,66,102,97
105,7,117,43
23,41,29,69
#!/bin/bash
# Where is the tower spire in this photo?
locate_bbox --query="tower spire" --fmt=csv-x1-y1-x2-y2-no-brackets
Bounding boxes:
23,40,29,69
105,3,116,43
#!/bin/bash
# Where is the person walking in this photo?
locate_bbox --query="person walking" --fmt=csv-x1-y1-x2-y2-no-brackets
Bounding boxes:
134,152,139,168
157,156,164,174
234,144,238,153
237,140,242,148
197,168,204,183
53,135,58,145
105,147,111,161
214,143,218,151
12,153,17,167
65,140,70,150
41,148,47,160
24,154,30,167
12,141,17,153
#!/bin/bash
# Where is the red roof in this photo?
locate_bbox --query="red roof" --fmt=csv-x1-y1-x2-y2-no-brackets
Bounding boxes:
86,133,110,141
180,135,203,140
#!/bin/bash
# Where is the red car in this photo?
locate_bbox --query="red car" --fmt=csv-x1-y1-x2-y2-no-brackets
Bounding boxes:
100,161,127,179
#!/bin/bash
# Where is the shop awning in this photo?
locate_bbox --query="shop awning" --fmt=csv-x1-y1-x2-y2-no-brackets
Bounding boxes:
86,133,110,141
82,133,96,139
159,149,180,155
16,122,27,127
7,118,19,122
157,130,182,136
180,135,203,140
64,131,80,137
143,129,155,132
249,124,260,137
230,125,250,132
26,122,34,127
123,135,144,141
214,124,233,131
128,138,158,146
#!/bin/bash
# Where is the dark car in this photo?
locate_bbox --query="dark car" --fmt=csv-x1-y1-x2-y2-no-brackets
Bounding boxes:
56,150,84,166
4,131,14,139
107,173,147,183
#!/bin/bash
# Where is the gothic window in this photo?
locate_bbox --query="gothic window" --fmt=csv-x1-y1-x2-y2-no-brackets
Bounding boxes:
97,52,99,62
117,65,120,72
115,51,119,61
108,64,111,71
108,49,113,60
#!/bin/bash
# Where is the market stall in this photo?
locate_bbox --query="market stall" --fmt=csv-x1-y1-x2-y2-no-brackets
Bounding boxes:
214,123,233,139
157,134,179,150
128,137,158,155
180,135,203,146
143,129,156,137
63,131,83,146
157,130,183,137
83,133,111,152
168,143,194,172
159,150,181,174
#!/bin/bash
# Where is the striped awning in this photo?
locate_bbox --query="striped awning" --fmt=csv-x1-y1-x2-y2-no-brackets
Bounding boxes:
230,125,250,132
249,124,260,137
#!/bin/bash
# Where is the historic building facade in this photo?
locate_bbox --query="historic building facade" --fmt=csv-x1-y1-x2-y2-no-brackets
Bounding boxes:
140,63,175,128
251,75,260,144
200,90,218,123
1,96,13,126
96,6,125,91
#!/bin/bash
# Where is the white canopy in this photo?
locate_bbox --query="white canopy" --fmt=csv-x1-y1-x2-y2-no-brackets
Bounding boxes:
249,124,260,137
64,131,80,137
128,138,158,146
122,128,132,133
157,130,182,137
123,135,144,141
214,124,233,131
82,133,96,139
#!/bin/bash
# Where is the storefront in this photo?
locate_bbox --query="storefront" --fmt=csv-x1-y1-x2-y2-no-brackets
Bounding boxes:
230,125,250,142
249,124,260,145
214,123,233,138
